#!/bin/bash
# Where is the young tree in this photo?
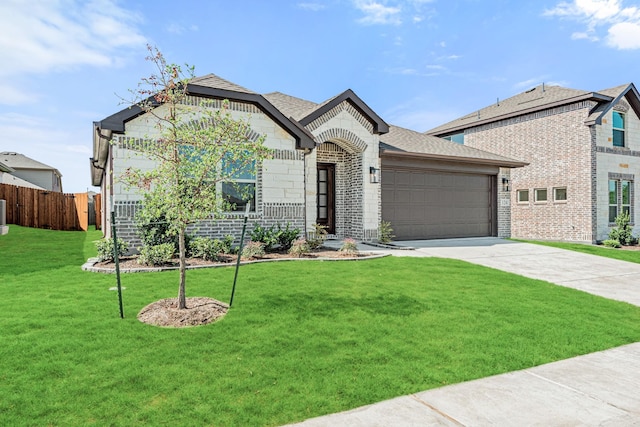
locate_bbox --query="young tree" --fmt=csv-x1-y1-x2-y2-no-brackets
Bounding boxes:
120,46,270,309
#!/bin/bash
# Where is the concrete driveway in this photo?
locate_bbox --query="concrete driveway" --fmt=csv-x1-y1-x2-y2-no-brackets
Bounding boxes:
288,238,640,426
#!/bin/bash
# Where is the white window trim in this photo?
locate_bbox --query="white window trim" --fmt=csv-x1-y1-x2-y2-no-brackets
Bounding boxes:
553,187,567,203
534,188,548,203
516,189,529,204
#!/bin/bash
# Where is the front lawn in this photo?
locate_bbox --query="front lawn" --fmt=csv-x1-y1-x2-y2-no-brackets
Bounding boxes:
2,225,640,426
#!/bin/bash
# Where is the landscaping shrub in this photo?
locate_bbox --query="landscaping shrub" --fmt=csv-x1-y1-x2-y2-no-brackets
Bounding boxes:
189,237,219,261
250,223,300,251
608,212,636,246
242,241,265,259
307,223,327,249
339,237,359,256
288,238,310,258
276,223,301,250
378,220,395,244
603,239,622,248
94,237,129,262
137,243,175,266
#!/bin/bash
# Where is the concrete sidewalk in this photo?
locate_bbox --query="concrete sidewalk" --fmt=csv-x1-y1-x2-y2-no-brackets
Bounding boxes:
288,238,640,426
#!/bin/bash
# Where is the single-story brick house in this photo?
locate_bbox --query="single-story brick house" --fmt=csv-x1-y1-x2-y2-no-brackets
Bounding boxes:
91,74,525,247
428,83,640,243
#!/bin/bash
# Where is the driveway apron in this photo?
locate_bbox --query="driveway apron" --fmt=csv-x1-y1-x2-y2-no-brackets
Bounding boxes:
287,238,640,426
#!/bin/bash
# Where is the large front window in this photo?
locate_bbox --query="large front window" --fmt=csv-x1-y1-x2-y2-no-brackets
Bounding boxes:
613,111,625,147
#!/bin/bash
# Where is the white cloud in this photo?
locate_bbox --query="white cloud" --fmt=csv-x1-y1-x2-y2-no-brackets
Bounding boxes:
297,2,326,11
0,0,146,82
167,23,199,35
354,1,402,25
544,0,640,49
607,21,640,48
0,84,40,106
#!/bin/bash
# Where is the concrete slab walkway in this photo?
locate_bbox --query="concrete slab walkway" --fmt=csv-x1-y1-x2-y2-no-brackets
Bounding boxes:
288,238,640,426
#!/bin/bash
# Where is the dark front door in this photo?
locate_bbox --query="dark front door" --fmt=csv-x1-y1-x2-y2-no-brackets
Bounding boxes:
317,163,335,234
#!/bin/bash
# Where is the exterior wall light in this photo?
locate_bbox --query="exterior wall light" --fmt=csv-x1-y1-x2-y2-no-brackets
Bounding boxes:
370,167,381,184
502,177,510,192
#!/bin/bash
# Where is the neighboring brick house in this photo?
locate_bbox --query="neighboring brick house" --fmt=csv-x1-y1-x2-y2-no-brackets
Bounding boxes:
0,152,63,192
91,74,525,247
428,83,640,243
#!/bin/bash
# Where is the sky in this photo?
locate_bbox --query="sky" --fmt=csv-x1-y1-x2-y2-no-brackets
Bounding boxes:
1,0,640,193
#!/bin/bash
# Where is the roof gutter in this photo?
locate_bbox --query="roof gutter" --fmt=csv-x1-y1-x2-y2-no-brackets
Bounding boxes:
380,148,529,168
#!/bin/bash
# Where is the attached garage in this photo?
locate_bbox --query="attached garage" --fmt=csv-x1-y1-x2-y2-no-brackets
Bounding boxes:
382,166,496,240
380,126,527,241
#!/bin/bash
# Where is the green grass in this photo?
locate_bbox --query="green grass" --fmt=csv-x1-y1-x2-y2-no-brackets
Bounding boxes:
516,239,640,264
2,225,640,426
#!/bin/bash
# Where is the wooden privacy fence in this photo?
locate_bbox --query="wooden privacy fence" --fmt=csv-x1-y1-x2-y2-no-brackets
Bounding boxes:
0,183,98,231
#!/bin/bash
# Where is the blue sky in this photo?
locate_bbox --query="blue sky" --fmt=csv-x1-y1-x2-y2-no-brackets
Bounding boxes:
1,0,640,193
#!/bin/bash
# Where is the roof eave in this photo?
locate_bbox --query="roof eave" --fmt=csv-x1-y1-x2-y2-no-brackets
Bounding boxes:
429,92,612,136
585,83,640,126
380,148,529,168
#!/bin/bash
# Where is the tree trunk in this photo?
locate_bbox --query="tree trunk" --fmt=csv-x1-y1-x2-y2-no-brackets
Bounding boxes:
177,227,187,309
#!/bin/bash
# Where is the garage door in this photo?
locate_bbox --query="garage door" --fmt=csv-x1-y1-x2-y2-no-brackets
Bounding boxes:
382,169,494,240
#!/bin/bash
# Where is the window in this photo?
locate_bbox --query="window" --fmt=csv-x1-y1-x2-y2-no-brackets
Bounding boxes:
516,189,529,203
613,111,625,147
534,188,547,202
553,187,567,202
222,154,256,212
609,179,632,222
443,132,464,144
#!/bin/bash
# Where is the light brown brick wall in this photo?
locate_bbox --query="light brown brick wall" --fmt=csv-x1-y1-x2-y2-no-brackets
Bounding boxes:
465,104,594,241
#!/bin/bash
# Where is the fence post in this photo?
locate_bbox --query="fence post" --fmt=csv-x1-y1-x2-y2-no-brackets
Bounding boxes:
0,199,7,235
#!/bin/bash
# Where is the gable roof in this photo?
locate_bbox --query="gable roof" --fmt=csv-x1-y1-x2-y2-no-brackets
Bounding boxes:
427,83,640,136
0,161,13,173
265,89,389,134
381,126,527,167
1,152,62,176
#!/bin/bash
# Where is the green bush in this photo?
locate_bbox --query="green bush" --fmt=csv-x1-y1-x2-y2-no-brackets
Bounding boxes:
189,237,219,261
250,224,278,252
94,237,129,262
276,223,301,251
189,235,235,260
137,243,175,266
378,220,395,244
250,223,300,252
288,238,310,258
609,212,636,246
603,239,622,248
307,223,327,249
242,241,265,259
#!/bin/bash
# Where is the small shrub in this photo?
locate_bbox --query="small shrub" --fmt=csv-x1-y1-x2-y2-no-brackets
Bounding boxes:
95,238,129,262
609,212,636,246
217,235,235,254
137,243,175,266
603,239,622,248
276,223,301,251
288,238,310,258
189,237,219,261
135,212,177,249
378,220,395,244
242,241,265,259
250,224,278,252
307,223,327,249
339,237,359,256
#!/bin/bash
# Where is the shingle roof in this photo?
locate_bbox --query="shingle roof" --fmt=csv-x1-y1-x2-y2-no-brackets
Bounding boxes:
263,92,318,120
1,152,61,174
426,82,640,136
0,161,13,173
381,126,526,167
190,73,256,94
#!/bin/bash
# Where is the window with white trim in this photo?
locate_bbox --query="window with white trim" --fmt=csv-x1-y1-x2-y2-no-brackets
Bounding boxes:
516,189,529,203
553,187,567,202
534,188,547,202
222,154,256,212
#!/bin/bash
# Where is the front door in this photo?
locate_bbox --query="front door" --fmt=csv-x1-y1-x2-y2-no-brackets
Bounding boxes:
317,163,335,234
